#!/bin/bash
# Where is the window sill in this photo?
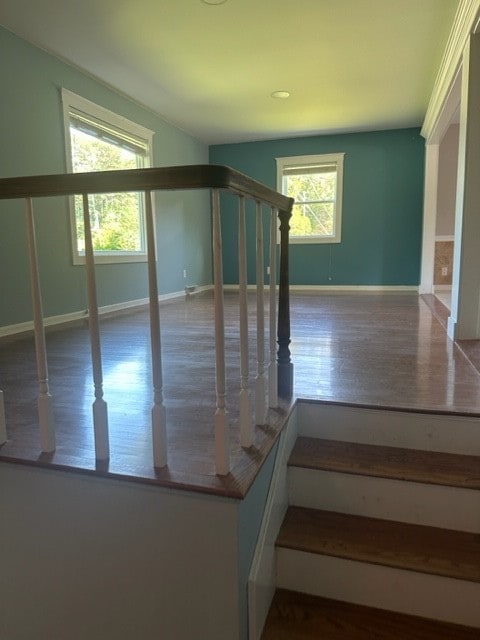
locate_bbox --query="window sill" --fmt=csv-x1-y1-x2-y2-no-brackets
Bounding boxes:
289,236,341,245
73,253,148,266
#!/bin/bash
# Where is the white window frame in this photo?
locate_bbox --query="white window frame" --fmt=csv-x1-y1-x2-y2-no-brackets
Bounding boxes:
276,153,345,244
62,89,154,265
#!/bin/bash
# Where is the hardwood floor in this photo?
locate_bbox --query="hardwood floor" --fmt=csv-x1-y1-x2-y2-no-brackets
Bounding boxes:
1,290,480,495
292,292,480,411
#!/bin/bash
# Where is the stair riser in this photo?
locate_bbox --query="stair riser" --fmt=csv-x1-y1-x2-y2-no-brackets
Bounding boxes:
297,403,480,455
276,549,480,628
288,467,480,533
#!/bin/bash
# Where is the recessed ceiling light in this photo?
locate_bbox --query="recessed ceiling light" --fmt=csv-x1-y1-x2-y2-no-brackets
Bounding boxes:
201,0,228,4
271,90,290,99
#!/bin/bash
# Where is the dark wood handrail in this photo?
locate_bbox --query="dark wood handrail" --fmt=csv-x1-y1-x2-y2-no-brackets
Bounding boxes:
0,164,293,214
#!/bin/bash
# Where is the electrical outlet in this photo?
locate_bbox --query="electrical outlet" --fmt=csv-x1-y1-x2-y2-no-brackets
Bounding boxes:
267,266,270,275
183,269,187,278
441,267,448,276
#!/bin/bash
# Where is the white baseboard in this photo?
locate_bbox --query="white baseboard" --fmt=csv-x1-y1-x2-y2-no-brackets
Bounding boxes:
0,285,213,339
223,284,418,294
0,310,90,338
290,285,418,294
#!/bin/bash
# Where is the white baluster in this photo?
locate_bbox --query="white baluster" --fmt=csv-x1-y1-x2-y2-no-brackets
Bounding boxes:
82,194,109,461
212,189,229,475
238,196,252,448
269,207,278,408
145,190,167,468
0,390,6,445
255,201,267,425
25,197,55,452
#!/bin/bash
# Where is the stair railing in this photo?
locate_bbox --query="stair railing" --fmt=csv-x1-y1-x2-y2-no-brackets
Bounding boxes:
0,165,293,475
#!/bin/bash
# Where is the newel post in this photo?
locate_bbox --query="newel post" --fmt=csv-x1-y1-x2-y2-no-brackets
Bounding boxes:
277,205,293,398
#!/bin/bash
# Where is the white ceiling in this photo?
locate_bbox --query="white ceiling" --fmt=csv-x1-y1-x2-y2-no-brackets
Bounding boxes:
0,0,460,144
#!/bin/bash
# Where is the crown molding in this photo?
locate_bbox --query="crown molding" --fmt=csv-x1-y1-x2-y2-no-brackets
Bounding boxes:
422,0,480,141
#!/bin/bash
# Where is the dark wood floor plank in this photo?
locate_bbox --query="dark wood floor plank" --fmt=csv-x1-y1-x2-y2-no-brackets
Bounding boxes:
261,589,480,639
289,437,480,489
277,507,480,582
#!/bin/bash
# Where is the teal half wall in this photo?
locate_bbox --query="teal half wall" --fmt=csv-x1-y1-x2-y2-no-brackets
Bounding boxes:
0,27,211,328
210,129,425,286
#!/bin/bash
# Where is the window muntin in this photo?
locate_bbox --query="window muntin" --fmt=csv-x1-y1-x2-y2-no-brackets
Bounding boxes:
277,153,344,244
62,89,154,264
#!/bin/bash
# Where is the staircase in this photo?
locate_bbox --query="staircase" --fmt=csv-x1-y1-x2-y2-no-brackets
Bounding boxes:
260,401,480,639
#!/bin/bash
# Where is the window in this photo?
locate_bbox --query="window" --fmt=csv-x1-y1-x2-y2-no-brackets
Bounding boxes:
62,89,154,264
276,153,345,243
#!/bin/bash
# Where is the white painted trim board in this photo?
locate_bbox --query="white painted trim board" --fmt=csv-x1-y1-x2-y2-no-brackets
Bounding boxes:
247,404,298,640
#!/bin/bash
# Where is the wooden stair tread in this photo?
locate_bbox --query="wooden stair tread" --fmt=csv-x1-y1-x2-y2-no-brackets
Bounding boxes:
261,589,480,639
277,507,480,583
289,437,480,489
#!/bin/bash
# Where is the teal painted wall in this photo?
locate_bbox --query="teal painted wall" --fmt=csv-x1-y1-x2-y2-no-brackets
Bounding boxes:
210,129,425,286
0,27,211,327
